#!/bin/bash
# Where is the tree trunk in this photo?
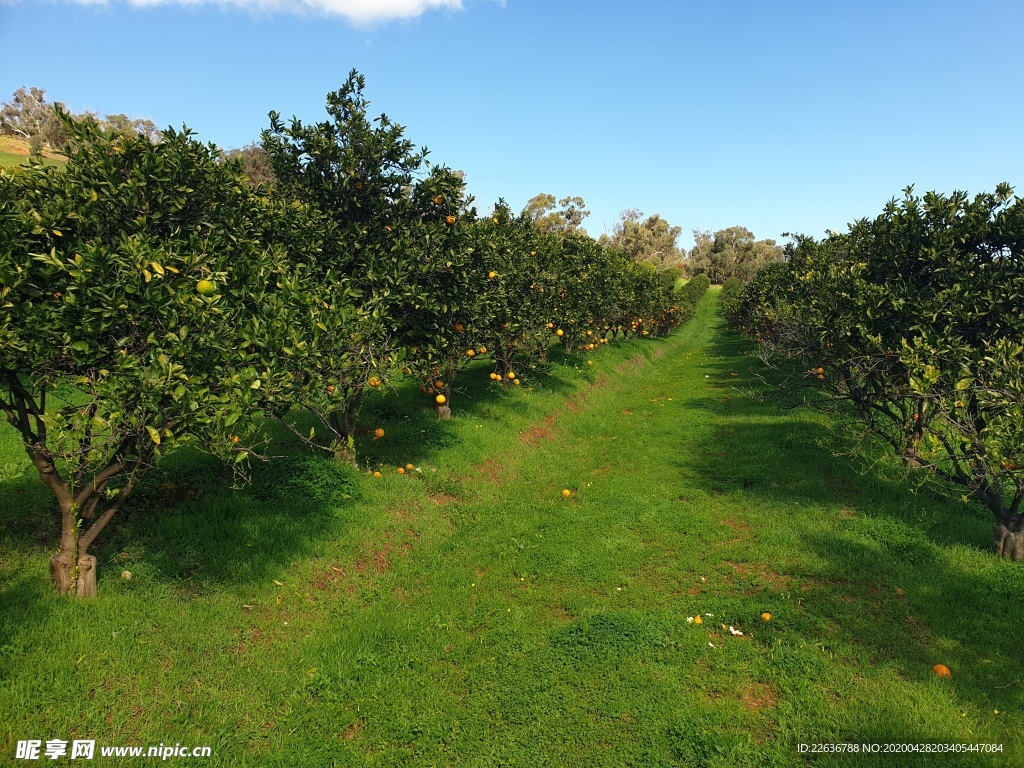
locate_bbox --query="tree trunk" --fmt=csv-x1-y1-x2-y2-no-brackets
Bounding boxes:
994,514,1024,561
329,404,359,466
436,402,451,421
49,550,98,598
332,439,357,466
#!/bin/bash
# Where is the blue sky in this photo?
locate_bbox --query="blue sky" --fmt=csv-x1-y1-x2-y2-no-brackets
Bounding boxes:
1,0,1021,248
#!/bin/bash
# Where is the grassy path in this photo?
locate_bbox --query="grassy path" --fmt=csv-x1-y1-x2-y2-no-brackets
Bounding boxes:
2,291,1021,766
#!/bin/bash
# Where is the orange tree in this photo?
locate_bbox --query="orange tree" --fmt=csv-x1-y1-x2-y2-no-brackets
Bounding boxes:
0,117,309,596
261,70,420,459
397,168,491,419
735,186,1024,560
469,202,553,381
541,232,609,353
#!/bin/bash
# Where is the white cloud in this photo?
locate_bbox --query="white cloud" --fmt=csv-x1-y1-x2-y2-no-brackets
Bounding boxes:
65,0,464,24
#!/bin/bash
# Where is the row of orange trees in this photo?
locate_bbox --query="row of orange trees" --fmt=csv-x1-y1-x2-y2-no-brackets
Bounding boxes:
0,72,699,595
726,186,1024,561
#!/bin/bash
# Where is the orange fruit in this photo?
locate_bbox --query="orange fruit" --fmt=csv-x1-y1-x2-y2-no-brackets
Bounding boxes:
761,612,772,621
446,215,456,225
327,385,335,394
466,349,475,357
693,615,703,625
506,371,515,380
556,329,564,337
436,394,447,404
405,463,414,470
561,489,571,497
454,323,464,333
932,664,951,678
488,271,497,279
434,380,444,390
513,379,520,386
478,346,486,354
230,435,239,444
374,428,385,439
372,471,381,478
433,195,443,206
196,279,216,296
368,376,381,388
546,322,553,329
587,361,593,366
397,467,406,475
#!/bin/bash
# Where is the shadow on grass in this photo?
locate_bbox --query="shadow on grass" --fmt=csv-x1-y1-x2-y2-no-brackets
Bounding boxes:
677,320,1024,732
0,438,361,603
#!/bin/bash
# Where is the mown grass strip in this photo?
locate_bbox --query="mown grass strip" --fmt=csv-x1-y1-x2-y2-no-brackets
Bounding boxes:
2,290,1021,766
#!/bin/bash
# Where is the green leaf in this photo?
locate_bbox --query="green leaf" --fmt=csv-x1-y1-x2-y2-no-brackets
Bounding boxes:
146,426,161,445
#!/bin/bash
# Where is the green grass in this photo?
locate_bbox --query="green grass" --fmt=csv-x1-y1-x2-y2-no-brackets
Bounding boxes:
2,290,1021,766
0,135,66,169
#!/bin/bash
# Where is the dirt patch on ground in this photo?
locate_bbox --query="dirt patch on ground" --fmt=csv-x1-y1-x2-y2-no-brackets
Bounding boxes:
388,503,420,523
341,720,364,740
520,412,559,446
721,517,751,532
616,354,648,373
741,683,778,712
723,561,790,589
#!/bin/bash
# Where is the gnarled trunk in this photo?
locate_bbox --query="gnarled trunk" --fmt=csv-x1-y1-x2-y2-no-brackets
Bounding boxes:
435,402,451,421
50,551,98,598
328,391,362,466
994,514,1024,561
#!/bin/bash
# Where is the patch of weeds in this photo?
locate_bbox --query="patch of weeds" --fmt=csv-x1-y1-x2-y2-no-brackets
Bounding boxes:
250,454,360,506
550,613,674,663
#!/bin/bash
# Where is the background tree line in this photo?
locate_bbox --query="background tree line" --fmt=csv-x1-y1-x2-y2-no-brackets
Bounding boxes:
0,86,163,158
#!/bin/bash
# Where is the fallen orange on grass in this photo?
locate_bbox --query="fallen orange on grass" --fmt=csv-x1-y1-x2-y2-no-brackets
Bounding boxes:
374,428,385,439
761,612,772,621
561,489,571,498
932,664,952,678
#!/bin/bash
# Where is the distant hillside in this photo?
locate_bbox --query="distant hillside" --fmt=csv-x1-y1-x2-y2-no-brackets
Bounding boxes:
0,135,65,169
